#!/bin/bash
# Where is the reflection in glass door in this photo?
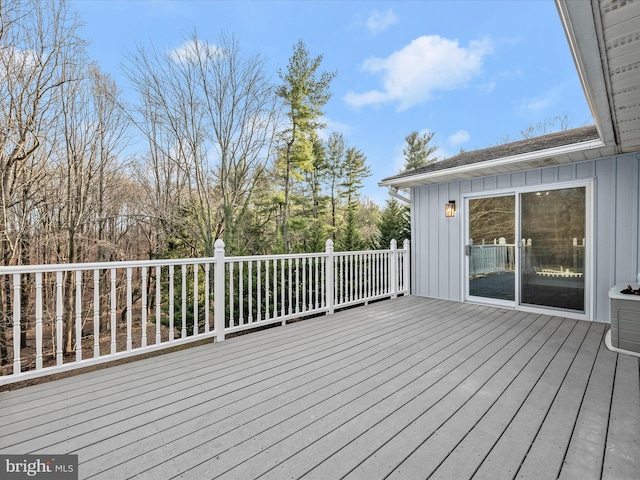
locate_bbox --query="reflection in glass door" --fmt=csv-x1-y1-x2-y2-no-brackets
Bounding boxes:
467,195,516,302
519,187,585,312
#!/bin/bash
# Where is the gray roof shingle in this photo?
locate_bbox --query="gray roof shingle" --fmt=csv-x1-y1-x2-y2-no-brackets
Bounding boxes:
381,125,599,183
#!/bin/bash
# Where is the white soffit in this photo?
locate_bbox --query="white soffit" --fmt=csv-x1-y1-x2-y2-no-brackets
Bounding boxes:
558,0,640,153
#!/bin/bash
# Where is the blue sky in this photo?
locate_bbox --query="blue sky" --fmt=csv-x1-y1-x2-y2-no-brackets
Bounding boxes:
72,0,593,206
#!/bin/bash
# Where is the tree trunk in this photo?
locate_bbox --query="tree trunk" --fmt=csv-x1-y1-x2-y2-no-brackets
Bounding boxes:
282,142,293,252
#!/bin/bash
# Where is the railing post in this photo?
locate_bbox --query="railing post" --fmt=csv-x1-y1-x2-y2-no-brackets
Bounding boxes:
325,239,334,315
214,239,226,341
403,239,410,295
390,239,398,299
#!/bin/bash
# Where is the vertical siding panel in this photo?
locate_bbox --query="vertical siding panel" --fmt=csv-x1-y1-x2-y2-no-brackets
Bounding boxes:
595,157,615,322
427,185,440,297
483,176,497,191
541,167,558,183
615,155,638,283
411,187,420,296
449,182,462,300
438,184,450,299
510,172,525,187
471,178,484,192
558,164,575,181
496,174,510,189
576,161,594,179
415,187,428,296
525,169,541,185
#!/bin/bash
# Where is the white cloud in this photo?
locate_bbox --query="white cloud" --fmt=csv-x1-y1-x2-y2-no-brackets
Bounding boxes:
344,35,493,111
366,8,398,35
169,39,220,63
448,130,470,146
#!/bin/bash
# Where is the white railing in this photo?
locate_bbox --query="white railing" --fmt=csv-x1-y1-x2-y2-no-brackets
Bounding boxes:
469,244,516,276
0,239,409,385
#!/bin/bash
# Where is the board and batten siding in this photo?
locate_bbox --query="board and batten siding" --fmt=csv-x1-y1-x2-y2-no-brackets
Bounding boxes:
410,152,640,323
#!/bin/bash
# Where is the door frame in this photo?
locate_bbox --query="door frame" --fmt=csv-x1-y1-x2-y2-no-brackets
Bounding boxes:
462,179,594,321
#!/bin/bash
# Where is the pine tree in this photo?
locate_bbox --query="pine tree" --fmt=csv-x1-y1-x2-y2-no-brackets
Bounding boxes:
277,39,336,251
376,198,410,249
403,131,438,171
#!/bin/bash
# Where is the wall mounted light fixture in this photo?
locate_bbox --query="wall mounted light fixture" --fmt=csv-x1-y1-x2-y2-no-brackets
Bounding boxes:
445,200,456,218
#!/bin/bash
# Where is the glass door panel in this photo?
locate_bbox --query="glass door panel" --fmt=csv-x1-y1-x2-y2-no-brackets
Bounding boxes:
467,195,516,302
519,187,585,312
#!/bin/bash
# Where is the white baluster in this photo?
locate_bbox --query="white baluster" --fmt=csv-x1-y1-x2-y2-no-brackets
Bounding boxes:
76,270,83,360
155,266,161,344
56,271,63,365
141,266,147,348
36,272,43,369
239,261,244,325
257,260,262,321
127,267,133,350
12,274,21,374
169,265,174,342
281,258,286,320
248,261,253,322
193,264,198,335
205,263,210,333
181,265,186,339
110,268,116,354
93,269,100,357
229,262,235,327
288,258,292,315
295,257,300,313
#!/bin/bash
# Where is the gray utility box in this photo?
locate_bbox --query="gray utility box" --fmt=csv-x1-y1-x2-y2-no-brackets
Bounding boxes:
609,283,640,353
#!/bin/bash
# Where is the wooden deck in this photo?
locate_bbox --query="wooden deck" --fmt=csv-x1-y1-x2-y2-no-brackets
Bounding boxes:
1,296,638,479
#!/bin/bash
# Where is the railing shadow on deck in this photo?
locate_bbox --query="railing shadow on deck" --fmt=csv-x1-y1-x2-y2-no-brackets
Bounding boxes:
0,239,410,386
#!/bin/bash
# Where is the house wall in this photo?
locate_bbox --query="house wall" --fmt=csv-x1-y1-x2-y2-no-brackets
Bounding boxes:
410,152,640,323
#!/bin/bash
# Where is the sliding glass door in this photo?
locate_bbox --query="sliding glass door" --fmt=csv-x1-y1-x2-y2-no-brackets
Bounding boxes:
467,195,516,303
519,187,585,312
466,185,588,315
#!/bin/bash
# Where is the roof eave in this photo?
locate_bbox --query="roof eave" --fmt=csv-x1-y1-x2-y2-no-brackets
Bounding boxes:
379,137,606,189
555,0,618,149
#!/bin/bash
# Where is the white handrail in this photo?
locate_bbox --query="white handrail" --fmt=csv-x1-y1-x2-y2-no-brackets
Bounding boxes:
0,239,410,385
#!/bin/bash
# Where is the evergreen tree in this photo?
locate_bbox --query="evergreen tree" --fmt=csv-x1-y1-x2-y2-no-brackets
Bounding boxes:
325,132,345,241
277,39,336,251
340,202,365,251
403,131,438,171
340,146,371,206
376,198,410,249
338,147,371,250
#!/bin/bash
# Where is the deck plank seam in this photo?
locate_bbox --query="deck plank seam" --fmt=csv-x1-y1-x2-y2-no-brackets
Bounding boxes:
511,322,602,479
1,300,441,431
336,313,555,480
76,301,494,476
421,317,574,478
465,319,588,480
296,313,550,480
110,303,519,479
195,308,530,479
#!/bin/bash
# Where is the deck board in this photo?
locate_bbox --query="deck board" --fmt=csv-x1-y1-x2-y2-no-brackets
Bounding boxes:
1,296,638,480
603,353,640,480
516,323,606,479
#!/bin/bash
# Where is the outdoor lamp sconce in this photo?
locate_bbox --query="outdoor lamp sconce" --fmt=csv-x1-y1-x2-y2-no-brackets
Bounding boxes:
445,200,456,218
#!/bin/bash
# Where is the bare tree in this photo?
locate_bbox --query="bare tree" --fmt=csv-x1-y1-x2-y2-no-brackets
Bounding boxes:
0,0,85,362
125,31,279,257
